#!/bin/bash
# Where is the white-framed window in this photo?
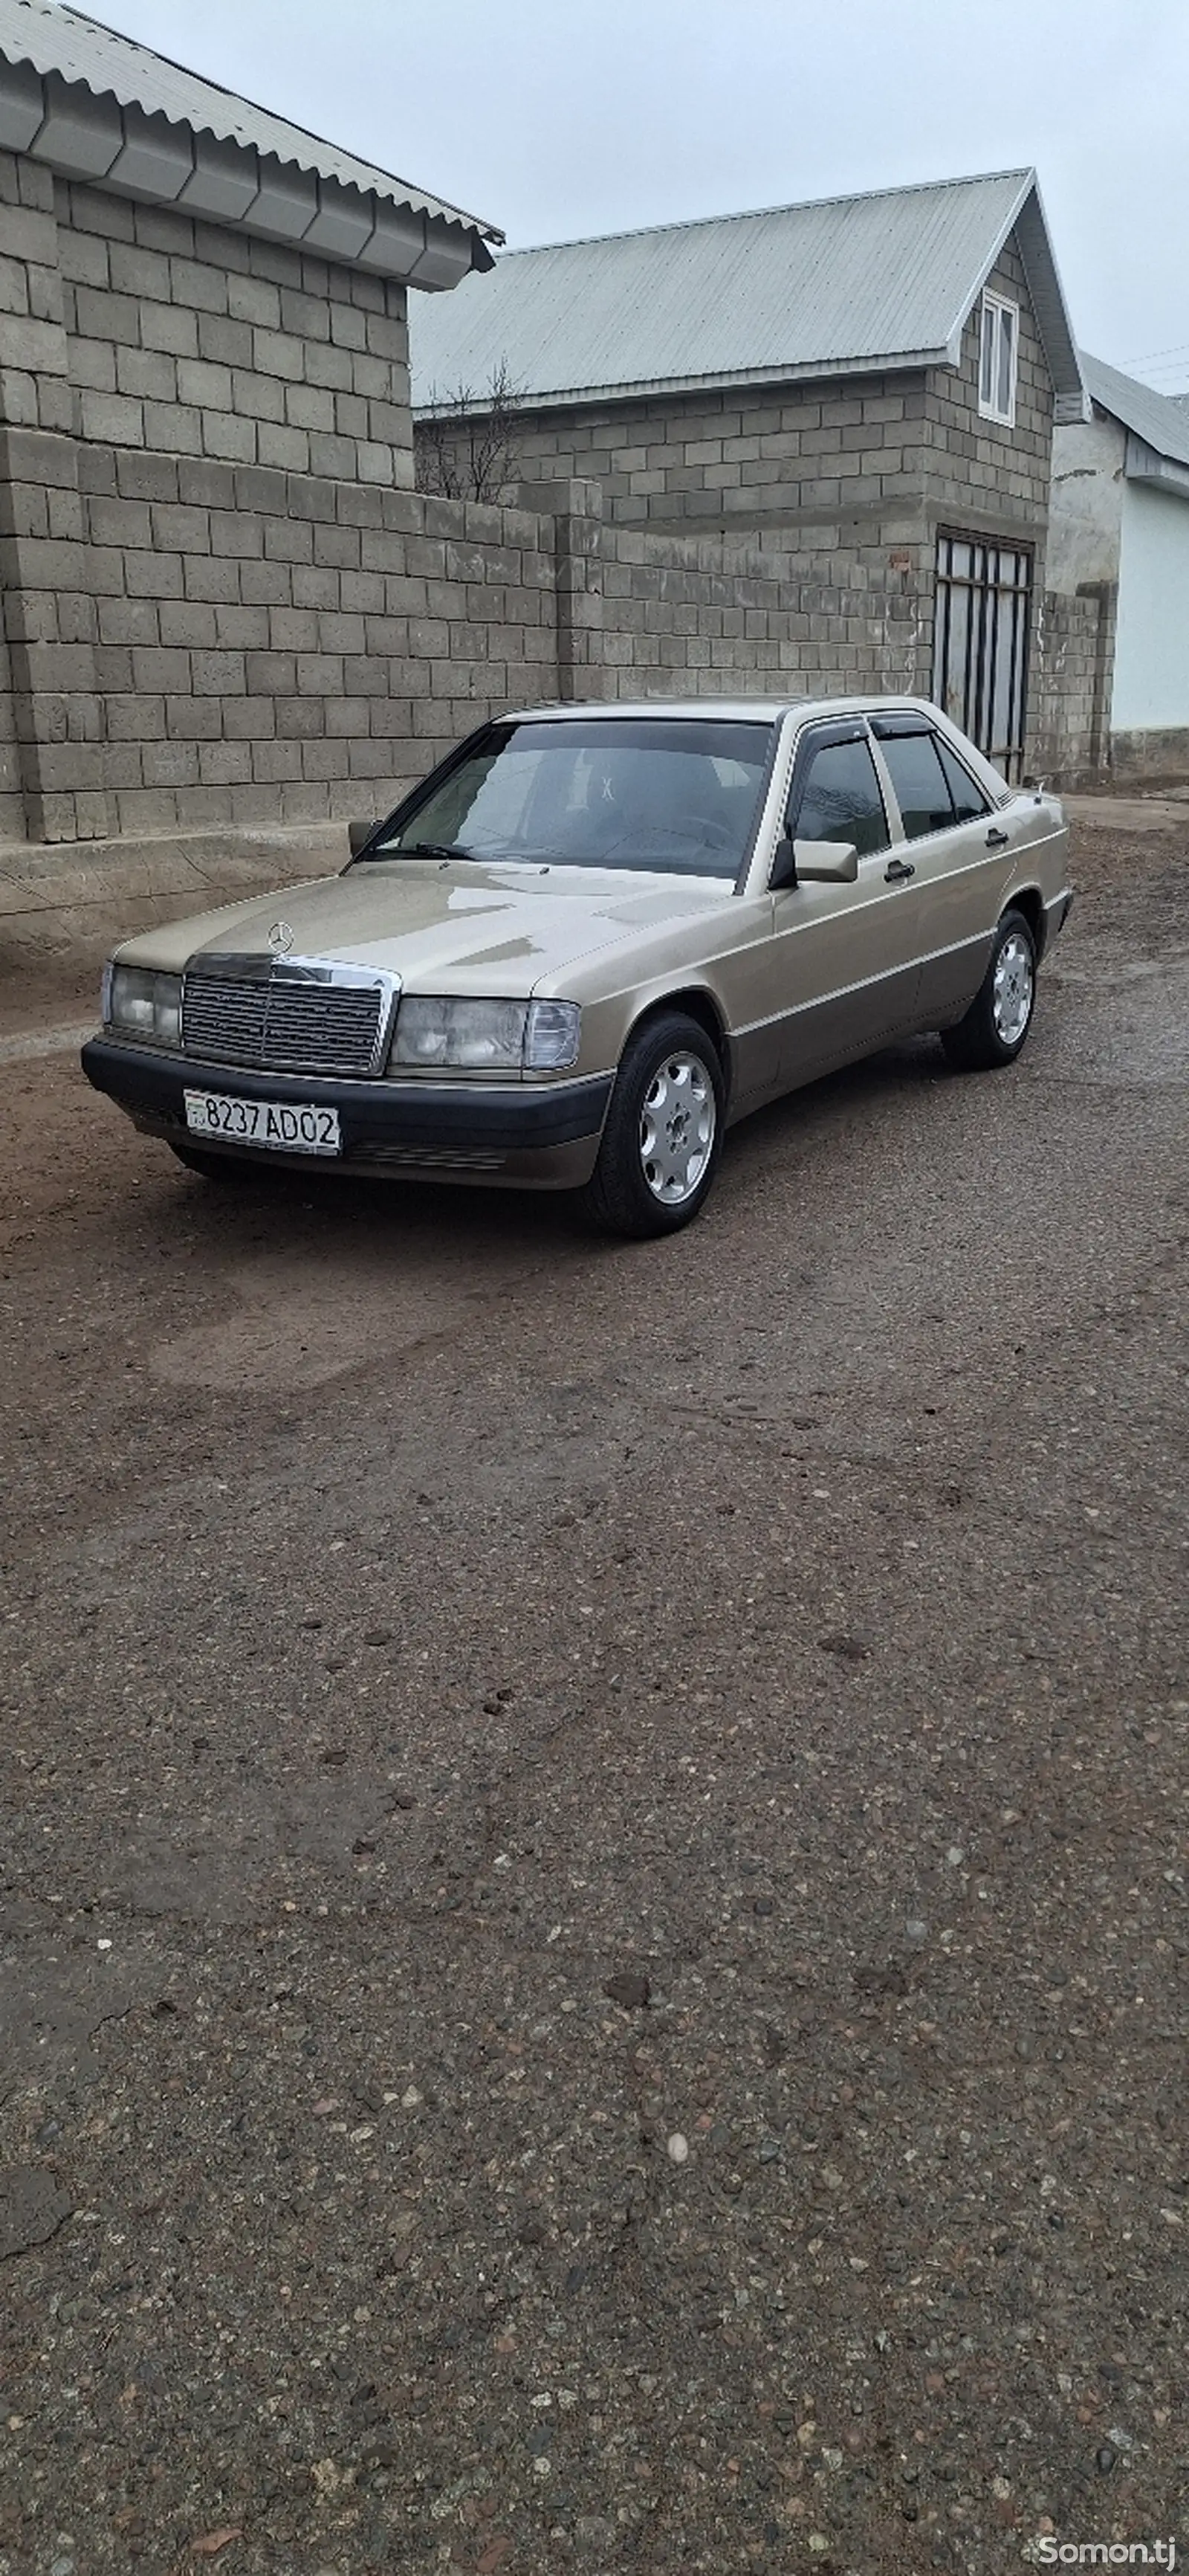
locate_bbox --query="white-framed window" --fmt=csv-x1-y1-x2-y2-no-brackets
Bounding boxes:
978,290,1019,427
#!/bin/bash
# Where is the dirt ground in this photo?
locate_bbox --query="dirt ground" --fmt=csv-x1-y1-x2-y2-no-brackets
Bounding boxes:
1,817,1186,2575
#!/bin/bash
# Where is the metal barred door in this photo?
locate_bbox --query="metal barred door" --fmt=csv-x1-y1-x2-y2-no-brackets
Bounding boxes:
932,534,1032,783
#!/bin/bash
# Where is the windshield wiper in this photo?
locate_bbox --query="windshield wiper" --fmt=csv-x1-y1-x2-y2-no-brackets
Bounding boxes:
390,840,480,862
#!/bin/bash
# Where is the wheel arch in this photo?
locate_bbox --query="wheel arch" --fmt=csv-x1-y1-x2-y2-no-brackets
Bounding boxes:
1002,883,1046,959
623,985,732,1101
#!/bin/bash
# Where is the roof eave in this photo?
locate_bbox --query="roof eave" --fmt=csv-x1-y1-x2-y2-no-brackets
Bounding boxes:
1124,432,1189,499
943,168,1089,425
414,344,953,418
0,39,501,287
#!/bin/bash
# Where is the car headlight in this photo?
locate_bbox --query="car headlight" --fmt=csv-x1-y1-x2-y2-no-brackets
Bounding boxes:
390,997,581,1073
524,999,581,1070
103,963,182,1048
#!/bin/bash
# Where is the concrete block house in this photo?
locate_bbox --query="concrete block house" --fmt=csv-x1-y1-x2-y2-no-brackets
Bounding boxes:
412,170,1092,781
1050,352,1189,778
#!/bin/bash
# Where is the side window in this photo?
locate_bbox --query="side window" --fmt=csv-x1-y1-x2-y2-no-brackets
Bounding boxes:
935,736,989,824
878,731,955,841
791,736,889,858
978,291,1018,427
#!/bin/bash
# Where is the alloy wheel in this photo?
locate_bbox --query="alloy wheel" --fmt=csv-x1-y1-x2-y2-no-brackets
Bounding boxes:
992,929,1034,1047
638,1050,716,1204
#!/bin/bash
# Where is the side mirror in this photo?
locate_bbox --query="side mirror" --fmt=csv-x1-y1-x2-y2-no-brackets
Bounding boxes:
792,837,858,884
347,819,377,859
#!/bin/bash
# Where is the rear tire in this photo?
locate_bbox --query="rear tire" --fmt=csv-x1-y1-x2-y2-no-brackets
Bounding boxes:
579,1010,725,1239
941,908,1037,1072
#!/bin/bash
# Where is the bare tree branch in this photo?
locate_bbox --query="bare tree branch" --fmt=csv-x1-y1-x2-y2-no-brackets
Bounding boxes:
415,361,523,503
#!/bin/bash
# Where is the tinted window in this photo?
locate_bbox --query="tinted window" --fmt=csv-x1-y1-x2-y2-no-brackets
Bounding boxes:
792,737,888,858
935,736,988,823
878,731,955,840
365,717,774,879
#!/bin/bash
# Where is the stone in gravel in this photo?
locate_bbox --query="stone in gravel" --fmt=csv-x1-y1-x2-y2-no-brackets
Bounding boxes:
300,1615,323,1630
1095,2443,1117,2473
667,2133,689,2164
364,1627,392,1646
320,1749,348,1767
0,2166,73,2258
603,1971,650,2009
817,1630,872,1659
905,1920,928,1943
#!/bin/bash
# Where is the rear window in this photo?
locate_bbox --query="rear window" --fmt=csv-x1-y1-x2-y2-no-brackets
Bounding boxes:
878,732,955,840
935,736,989,823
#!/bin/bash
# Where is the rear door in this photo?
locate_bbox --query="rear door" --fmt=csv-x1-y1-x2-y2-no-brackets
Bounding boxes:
866,714,1008,1024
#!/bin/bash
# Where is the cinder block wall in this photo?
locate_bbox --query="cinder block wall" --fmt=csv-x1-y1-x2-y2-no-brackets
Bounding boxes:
68,461,560,834
1030,586,1114,783
477,367,931,549
597,527,928,700
58,179,412,488
0,158,1099,836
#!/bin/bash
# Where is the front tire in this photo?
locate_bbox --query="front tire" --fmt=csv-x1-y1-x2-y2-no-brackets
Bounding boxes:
941,908,1037,1072
580,1010,725,1239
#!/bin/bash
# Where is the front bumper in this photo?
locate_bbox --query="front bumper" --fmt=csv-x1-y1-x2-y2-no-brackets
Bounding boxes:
80,1039,613,1189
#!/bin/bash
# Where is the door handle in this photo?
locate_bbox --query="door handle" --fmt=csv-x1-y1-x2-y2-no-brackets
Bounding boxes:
985,826,1010,847
884,856,916,883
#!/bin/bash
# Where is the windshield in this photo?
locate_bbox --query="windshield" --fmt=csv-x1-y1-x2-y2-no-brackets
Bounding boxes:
363,717,775,879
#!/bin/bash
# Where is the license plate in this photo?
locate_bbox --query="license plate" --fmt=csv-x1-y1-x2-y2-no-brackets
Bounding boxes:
183,1089,342,1155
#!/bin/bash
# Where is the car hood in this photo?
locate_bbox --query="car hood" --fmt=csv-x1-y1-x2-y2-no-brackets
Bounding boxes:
116,858,733,995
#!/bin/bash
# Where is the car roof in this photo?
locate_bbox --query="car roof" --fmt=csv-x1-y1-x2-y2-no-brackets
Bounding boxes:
502,696,942,724
494,696,1014,805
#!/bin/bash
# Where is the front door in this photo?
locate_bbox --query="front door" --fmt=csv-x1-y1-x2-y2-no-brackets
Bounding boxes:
932,533,1032,784
741,720,927,1088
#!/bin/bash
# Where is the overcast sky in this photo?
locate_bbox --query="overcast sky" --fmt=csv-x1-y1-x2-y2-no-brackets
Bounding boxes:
97,0,1189,393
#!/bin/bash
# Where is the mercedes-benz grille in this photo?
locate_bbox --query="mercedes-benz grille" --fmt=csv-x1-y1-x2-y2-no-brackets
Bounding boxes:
181,957,396,1077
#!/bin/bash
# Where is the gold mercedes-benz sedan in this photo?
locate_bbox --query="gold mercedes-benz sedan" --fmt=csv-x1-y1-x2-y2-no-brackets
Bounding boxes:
82,697,1072,1237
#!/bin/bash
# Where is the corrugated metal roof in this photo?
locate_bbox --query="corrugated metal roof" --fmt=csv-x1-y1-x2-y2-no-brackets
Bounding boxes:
0,0,501,238
1081,351,1189,474
412,167,1085,419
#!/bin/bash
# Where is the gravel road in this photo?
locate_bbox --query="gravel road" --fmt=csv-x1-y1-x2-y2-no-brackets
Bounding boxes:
1,816,1186,2575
